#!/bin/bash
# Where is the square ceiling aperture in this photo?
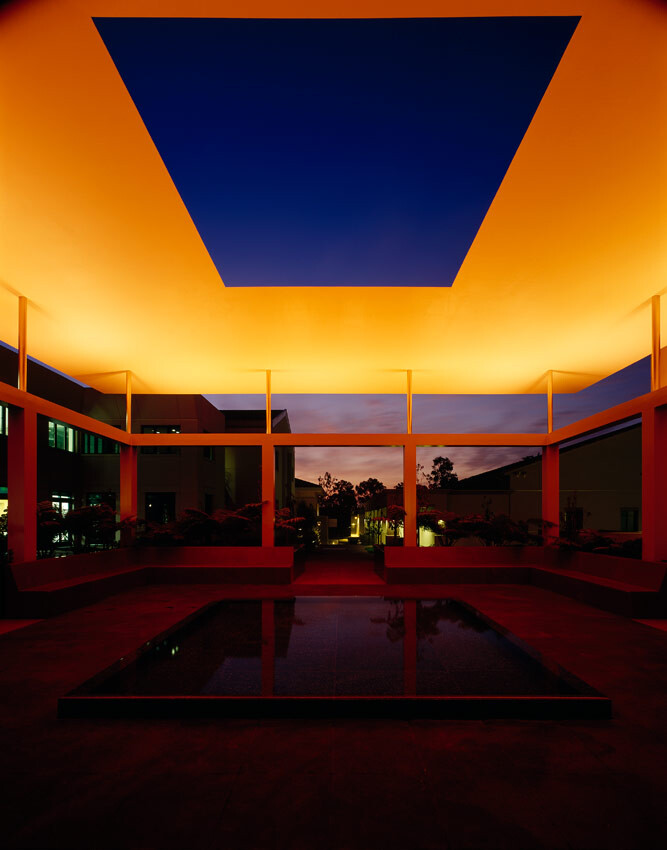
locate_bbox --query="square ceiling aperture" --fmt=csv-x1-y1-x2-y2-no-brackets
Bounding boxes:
94,17,579,287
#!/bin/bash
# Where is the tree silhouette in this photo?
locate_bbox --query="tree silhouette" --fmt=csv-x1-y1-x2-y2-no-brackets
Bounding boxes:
355,477,386,506
427,456,458,489
318,472,358,537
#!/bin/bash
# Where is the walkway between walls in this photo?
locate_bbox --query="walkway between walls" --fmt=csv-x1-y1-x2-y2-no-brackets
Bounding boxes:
293,545,385,586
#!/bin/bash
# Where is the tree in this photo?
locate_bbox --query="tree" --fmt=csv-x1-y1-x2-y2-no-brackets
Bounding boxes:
63,503,118,552
318,472,357,538
427,456,458,489
386,504,406,541
355,477,386,506
36,501,64,558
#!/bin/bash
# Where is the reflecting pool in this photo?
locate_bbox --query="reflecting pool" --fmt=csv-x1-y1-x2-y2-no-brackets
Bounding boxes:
60,597,610,718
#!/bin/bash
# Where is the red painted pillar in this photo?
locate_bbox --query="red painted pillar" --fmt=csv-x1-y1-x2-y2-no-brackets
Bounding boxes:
119,444,137,544
642,405,667,562
7,406,37,563
403,441,417,547
541,443,560,543
261,441,274,547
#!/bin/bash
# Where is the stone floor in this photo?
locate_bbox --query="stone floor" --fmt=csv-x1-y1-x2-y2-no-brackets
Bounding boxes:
1,555,667,849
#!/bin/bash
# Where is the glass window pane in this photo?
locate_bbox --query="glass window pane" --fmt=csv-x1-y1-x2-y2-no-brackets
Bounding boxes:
272,394,406,434
413,395,547,434
203,395,265,433
553,357,650,430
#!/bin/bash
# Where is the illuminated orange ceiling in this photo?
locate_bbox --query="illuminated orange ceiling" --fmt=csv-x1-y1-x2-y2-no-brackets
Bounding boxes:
0,0,665,396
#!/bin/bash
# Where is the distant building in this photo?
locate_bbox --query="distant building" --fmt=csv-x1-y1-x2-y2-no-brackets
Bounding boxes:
361,488,407,546
359,425,641,545
294,478,328,543
450,425,641,535
0,349,295,525
294,478,323,515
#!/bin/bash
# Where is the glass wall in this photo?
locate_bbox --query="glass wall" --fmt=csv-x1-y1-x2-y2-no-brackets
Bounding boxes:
294,446,403,545
558,423,641,556
271,394,406,433
204,395,266,433
36,415,120,557
553,357,650,430
416,446,543,547
137,444,262,546
413,394,547,434
0,403,7,564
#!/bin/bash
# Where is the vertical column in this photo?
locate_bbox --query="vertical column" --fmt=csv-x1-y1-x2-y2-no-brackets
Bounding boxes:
651,295,661,392
541,443,560,543
18,296,28,392
261,440,275,547
119,444,137,544
125,370,132,433
266,369,272,435
406,369,413,435
7,406,37,563
403,440,417,547
642,405,667,562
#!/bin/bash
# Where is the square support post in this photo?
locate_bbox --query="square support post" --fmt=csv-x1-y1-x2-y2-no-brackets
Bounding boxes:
261,441,275,547
7,406,37,563
541,444,559,543
547,370,554,434
119,445,137,544
266,369,271,435
641,405,667,561
18,296,28,392
403,441,417,547
651,295,661,391
125,370,132,433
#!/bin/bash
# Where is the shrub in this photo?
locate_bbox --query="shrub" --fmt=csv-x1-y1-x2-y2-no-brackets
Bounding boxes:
63,504,118,552
136,503,265,547
275,507,311,547
37,501,64,558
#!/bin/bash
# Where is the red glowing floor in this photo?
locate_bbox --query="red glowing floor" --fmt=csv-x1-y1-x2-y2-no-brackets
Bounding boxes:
1,558,666,849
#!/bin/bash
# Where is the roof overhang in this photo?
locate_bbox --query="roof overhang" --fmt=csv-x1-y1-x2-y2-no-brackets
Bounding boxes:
0,0,665,396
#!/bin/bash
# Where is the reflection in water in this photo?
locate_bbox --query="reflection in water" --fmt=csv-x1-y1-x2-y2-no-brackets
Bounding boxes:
85,597,578,698
373,599,490,644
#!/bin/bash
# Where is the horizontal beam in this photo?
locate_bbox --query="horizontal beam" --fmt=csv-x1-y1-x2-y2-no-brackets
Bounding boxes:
0,380,131,444
403,433,545,448
3,378,667,451
131,432,547,448
546,384,667,445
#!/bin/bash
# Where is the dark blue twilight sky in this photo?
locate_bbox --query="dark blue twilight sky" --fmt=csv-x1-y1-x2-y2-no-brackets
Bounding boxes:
94,16,578,286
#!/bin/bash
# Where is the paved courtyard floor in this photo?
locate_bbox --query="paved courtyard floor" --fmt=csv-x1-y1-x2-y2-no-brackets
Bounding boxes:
1,568,666,849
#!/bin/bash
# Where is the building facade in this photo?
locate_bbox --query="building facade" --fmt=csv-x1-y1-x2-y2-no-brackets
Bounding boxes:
0,349,295,528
